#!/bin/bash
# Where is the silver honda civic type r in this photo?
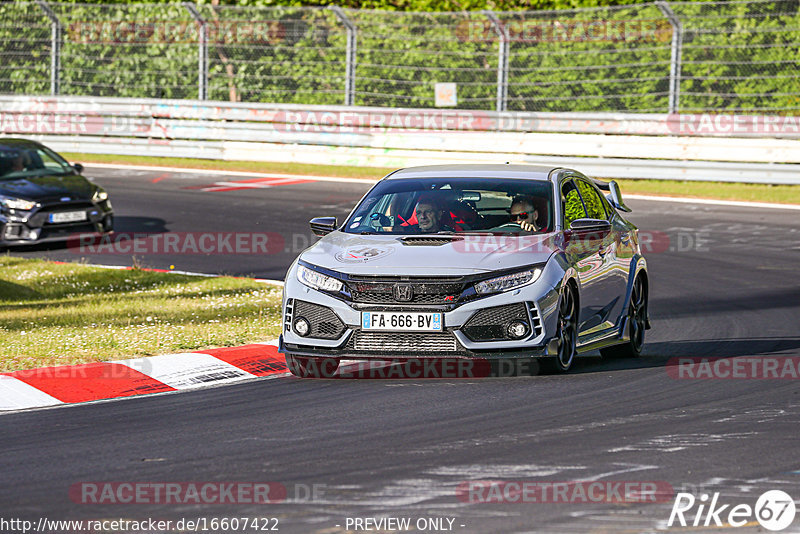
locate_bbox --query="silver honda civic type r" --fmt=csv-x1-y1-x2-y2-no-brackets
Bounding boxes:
280,164,650,377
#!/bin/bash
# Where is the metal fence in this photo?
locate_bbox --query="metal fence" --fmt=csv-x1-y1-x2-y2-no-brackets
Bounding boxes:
1,1,798,113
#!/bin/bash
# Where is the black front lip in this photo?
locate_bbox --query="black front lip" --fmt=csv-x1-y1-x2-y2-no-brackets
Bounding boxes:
0,199,113,245
279,334,548,360
0,228,113,247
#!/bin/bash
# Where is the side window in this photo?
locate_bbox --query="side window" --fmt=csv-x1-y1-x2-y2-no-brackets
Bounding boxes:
576,180,608,220
562,180,587,228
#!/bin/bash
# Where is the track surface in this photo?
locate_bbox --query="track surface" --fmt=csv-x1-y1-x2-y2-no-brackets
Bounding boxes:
3,166,800,533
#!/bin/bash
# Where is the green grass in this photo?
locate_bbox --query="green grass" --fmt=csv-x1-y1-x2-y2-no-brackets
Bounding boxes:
64,152,800,205
613,179,800,205
0,257,283,372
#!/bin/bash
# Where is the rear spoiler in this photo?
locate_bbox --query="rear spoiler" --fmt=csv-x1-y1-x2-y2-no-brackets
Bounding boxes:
592,178,632,213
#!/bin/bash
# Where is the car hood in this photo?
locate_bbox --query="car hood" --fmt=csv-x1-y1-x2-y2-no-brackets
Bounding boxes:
299,231,558,276
0,173,94,201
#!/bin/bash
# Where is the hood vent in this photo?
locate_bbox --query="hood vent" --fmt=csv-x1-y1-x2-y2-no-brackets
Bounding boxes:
400,236,463,246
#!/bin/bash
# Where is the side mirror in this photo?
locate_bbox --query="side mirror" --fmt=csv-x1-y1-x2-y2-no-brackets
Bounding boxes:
73,163,84,174
606,181,631,213
570,218,611,234
309,216,338,237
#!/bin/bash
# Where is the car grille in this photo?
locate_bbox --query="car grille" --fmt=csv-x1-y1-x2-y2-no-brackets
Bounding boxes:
40,202,94,225
400,236,463,246
40,223,97,239
293,300,346,340
346,279,464,305
352,331,459,353
462,303,532,342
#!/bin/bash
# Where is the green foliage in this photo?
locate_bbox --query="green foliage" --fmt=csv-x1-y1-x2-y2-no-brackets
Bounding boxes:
1,1,798,113
564,189,584,226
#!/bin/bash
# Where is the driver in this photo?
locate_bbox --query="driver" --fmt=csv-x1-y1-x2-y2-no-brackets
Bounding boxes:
410,195,453,233
509,195,540,232
9,151,26,172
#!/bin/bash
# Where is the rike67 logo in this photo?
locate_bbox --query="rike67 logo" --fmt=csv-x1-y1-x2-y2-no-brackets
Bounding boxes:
668,490,796,531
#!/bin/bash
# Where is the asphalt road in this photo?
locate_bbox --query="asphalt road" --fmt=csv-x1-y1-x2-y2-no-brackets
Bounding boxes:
3,166,800,533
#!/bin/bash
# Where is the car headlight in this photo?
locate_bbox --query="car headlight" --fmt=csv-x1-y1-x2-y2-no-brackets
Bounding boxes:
93,189,109,202
297,264,343,292
474,268,542,295
0,196,36,211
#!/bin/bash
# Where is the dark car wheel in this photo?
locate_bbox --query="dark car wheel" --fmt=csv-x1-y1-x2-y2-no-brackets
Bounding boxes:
284,354,340,378
545,283,578,373
601,275,647,359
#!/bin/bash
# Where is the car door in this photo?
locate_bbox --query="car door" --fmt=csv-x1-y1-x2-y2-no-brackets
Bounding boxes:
561,177,607,337
574,178,627,335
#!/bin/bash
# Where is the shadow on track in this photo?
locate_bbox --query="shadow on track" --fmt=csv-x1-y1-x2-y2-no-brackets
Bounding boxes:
0,216,169,254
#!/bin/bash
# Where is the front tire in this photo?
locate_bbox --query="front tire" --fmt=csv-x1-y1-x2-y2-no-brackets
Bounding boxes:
600,275,647,359
284,354,340,378
545,283,578,373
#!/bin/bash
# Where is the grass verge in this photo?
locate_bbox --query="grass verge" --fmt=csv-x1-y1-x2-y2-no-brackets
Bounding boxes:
63,152,800,205
0,256,282,372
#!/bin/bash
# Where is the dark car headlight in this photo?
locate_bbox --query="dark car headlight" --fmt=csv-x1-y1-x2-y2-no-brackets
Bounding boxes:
0,196,36,211
474,268,543,295
92,189,109,202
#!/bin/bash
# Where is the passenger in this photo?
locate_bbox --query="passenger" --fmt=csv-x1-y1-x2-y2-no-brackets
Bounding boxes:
509,195,540,232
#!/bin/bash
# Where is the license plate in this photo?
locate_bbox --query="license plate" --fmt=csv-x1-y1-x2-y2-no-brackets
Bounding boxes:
49,211,87,223
361,311,443,332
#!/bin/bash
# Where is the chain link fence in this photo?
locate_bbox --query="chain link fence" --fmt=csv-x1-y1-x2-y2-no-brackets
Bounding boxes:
1,0,798,113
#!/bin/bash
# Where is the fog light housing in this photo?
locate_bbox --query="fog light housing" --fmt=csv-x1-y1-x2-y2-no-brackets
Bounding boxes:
4,224,22,239
293,317,310,337
507,321,529,339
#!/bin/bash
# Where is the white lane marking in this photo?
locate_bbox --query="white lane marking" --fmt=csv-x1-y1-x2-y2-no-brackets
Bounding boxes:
580,463,659,482
627,193,800,211
0,375,63,410
427,464,584,478
115,352,255,389
88,162,800,210
607,432,759,453
86,162,375,184
54,261,285,286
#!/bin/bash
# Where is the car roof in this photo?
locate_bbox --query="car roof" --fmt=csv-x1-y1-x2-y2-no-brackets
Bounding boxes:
0,138,42,149
385,164,557,181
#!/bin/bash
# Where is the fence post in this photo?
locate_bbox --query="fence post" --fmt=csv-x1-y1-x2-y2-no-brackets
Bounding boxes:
329,6,357,106
36,0,61,96
184,3,208,100
484,11,509,113
656,1,683,114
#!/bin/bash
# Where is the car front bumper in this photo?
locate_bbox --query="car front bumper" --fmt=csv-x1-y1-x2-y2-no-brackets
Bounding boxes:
0,200,113,246
281,262,565,361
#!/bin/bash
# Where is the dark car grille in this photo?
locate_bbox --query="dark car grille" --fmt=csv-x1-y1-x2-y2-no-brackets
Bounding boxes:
400,236,463,246
351,331,460,353
40,223,97,239
40,202,95,225
293,300,346,340
462,303,532,342
346,279,464,305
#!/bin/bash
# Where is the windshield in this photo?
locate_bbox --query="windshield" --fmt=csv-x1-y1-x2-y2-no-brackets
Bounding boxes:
0,145,74,179
344,177,554,235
